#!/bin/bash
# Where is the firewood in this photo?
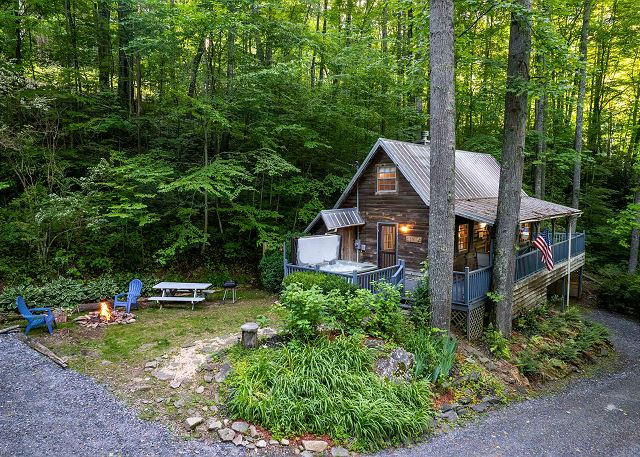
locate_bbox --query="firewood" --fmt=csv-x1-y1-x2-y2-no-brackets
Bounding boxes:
16,334,68,369
0,325,20,334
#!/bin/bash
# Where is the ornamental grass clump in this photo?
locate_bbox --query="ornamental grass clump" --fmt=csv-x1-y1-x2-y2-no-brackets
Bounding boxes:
225,335,435,451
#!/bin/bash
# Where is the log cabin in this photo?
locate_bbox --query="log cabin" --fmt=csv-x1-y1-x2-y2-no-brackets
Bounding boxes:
284,138,586,338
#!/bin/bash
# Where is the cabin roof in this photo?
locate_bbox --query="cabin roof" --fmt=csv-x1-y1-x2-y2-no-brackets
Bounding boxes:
314,138,580,228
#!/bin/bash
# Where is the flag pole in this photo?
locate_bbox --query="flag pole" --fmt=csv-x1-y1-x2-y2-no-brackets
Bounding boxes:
565,220,573,312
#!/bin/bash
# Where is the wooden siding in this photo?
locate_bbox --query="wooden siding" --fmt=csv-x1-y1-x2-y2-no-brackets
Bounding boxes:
513,253,585,314
337,227,357,261
329,147,429,272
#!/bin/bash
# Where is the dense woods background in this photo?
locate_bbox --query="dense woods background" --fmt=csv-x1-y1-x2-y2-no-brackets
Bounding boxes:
0,0,639,288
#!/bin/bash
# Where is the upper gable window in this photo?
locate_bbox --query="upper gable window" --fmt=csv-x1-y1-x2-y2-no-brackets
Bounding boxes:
377,165,397,193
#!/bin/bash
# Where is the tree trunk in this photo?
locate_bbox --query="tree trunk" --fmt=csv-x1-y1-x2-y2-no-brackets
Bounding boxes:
492,0,532,337
629,183,640,275
571,0,591,231
117,0,132,110
96,0,111,90
64,0,81,93
533,53,546,199
15,0,24,65
428,0,456,331
188,38,205,97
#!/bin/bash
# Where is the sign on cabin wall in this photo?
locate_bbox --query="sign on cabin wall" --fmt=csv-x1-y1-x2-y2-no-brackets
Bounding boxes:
405,235,423,244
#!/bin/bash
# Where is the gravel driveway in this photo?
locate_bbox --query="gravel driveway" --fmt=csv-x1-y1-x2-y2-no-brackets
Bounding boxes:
0,334,244,457
374,310,640,457
1,310,638,457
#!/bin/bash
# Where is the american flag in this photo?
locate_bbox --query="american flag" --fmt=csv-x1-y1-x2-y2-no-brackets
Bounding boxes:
533,230,554,271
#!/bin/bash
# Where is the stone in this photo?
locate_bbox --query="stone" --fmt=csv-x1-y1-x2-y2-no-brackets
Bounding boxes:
269,439,279,445
364,338,384,348
203,363,215,372
210,405,218,413
231,421,250,434
249,425,258,437
173,399,186,408
486,362,499,371
256,440,267,448
215,362,233,383
155,397,164,403
483,395,501,405
440,409,458,422
195,385,205,394
204,374,214,383
207,419,223,430
181,341,196,348
232,434,243,446
170,379,182,389
301,451,315,457
245,443,256,449
101,360,112,366
599,348,610,357
302,440,329,453
218,428,235,441
185,416,204,429
374,347,415,382
458,396,472,405
331,445,350,456
145,360,159,369
440,403,453,412
466,371,480,382
280,439,290,446
479,356,490,364
471,402,489,413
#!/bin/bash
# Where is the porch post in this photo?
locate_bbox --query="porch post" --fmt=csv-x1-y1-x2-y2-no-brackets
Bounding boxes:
578,266,584,298
352,270,358,285
283,242,287,278
489,228,495,265
464,267,470,307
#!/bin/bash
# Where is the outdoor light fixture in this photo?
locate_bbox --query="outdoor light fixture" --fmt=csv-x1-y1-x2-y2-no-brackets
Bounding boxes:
399,224,411,234
478,222,487,229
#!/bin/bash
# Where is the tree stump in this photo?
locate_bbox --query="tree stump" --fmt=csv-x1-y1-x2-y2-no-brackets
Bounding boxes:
241,322,259,349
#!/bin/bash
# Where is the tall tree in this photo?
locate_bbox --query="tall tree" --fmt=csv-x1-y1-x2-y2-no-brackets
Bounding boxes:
96,0,111,90
117,0,132,110
492,0,532,337
428,0,456,331
571,0,592,228
533,54,546,199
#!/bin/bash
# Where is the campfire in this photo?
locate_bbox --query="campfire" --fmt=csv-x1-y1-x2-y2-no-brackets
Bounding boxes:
74,300,136,328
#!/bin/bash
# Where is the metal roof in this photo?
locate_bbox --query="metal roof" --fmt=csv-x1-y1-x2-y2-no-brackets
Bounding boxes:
455,197,582,224
320,208,365,230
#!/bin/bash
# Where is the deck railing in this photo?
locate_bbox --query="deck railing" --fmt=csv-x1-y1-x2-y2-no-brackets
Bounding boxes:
283,251,405,294
453,232,586,308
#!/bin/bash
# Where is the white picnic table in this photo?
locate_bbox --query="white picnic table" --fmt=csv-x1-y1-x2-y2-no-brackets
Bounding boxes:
149,282,214,310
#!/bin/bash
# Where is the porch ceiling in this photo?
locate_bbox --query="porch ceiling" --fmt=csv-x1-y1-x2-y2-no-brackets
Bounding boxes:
455,196,582,225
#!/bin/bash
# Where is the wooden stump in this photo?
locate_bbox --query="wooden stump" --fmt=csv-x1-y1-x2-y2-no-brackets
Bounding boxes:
241,322,259,349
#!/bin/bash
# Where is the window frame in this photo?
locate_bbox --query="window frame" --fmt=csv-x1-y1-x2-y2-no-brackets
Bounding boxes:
457,223,469,253
376,164,398,194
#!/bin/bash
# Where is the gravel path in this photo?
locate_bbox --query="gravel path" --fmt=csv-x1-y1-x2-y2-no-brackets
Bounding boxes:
2,310,638,457
0,334,244,457
374,310,640,457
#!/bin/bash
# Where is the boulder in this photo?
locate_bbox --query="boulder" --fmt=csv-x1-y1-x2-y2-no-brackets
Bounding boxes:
232,434,243,446
185,416,204,429
231,421,250,434
302,440,329,452
440,409,458,422
256,440,267,448
207,419,223,430
332,445,350,456
375,347,415,382
218,428,235,441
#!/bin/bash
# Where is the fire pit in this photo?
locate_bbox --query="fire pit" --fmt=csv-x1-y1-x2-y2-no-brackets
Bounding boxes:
74,300,136,328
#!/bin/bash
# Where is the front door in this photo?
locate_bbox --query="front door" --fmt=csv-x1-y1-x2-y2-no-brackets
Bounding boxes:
378,223,397,268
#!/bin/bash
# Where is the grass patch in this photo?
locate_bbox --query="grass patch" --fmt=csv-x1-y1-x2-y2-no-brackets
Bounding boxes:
224,335,436,451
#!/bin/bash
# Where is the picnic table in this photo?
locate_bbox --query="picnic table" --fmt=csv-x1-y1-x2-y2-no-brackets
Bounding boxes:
149,282,214,310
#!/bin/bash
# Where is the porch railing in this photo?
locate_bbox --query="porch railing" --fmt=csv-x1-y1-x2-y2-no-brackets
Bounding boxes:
453,232,586,308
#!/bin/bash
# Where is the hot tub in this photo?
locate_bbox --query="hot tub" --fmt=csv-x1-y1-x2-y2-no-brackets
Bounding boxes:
317,260,378,274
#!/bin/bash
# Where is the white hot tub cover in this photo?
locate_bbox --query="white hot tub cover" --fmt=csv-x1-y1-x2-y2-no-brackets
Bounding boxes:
296,234,341,265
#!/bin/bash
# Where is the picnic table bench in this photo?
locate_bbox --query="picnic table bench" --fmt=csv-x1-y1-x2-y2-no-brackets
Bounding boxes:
149,282,213,310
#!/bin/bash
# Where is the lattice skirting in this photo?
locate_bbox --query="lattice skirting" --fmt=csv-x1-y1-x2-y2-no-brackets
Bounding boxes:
451,305,485,340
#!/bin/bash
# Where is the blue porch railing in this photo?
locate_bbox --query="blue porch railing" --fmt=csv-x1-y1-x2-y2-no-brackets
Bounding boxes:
452,232,586,308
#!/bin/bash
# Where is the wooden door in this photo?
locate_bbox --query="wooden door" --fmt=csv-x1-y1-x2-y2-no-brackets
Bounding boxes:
378,224,397,268
337,227,356,261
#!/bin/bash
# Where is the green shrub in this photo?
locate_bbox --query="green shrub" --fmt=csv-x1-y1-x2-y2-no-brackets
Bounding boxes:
325,288,370,334
282,271,359,296
402,328,457,383
279,283,327,340
598,266,640,318
259,250,285,292
408,263,430,330
225,335,435,450
484,324,511,359
365,281,405,341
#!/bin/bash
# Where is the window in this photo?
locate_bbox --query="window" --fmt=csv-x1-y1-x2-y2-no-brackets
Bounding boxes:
457,224,469,252
377,165,397,193
519,223,532,244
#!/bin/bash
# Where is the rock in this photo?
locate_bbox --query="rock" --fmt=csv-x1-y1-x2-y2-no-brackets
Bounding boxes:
207,419,223,430
479,356,490,364
466,371,480,382
599,348,610,357
332,445,350,457
145,360,159,369
218,428,235,441
249,425,258,437
440,409,458,422
486,362,498,371
155,397,164,403
440,403,453,412
133,384,152,392
232,434,243,446
245,443,256,449
173,399,186,408
231,421,250,434
181,341,196,348
458,396,472,405
101,360,112,366
483,395,501,405
153,370,174,381
281,439,290,445
204,374,214,383
256,440,267,448
215,362,233,383
364,338,384,348
195,385,205,394
457,407,471,416
471,402,489,413
374,347,415,382
269,439,279,445
210,405,218,413
244,436,255,443
203,363,215,372
301,452,315,457
185,416,204,429
170,379,182,389
302,440,329,452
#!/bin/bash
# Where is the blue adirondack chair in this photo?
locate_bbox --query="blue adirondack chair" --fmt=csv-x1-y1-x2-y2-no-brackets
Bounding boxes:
113,279,143,314
16,296,56,336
